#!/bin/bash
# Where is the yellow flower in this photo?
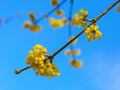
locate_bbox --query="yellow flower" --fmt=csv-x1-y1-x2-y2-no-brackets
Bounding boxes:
65,49,71,55
26,44,60,78
49,18,55,25
34,44,43,49
49,18,64,28
85,25,102,41
29,25,42,32
72,49,81,55
65,49,81,55
23,21,31,28
96,31,102,39
51,0,59,6
70,59,83,68
71,9,88,27
117,6,120,12
80,9,88,17
62,18,68,24
29,12,35,22
55,9,64,16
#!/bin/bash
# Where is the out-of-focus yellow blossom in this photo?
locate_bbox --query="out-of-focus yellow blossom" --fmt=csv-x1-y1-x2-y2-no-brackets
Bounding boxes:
73,49,81,55
70,59,83,68
26,44,60,78
70,9,88,27
85,24,102,41
65,49,81,55
29,25,42,32
65,49,71,55
23,21,31,28
23,12,42,32
69,36,77,45
62,18,68,24
29,12,35,22
55,9,64,16
51,0,59,6
117,6,120,12
49,18,64,28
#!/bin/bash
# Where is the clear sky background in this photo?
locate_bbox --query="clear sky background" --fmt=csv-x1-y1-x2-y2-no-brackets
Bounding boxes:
0,0,120,90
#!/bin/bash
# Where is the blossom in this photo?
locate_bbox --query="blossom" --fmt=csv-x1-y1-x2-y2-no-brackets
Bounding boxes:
49,18,64,28
23,21,31,28
117,6,120,12
71,9,88,27
70,59,83,68
23,12,42,32
29,12,35,22
51,0,59,6
65,49,81,55
62,18,68,24
26,44,60,78
29,25,42,32
85,24,102,41
55,9,64,16
80,9,88,18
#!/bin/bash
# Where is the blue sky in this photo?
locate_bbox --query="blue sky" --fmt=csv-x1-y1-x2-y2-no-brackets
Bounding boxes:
0,0,120,90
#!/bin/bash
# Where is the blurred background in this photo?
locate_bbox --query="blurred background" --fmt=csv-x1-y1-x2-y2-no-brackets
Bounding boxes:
0,0,120,90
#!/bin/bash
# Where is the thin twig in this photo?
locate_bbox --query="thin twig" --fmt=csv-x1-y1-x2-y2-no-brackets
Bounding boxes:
15,66,30,74
35,0,67,24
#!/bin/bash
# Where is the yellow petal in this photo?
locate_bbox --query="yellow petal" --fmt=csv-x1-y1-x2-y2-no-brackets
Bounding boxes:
70,59,83,68
29,12,35,22
55,9,64,16
51,0,59,6
49,18,55,25
29,25,41,32
96,31,102,39
62,18,68,24
23,21,31,28
117,6,120,12
50,18,63,28
80,9,88,17
73,49,81,55
34,44,43,49
65,49,72,55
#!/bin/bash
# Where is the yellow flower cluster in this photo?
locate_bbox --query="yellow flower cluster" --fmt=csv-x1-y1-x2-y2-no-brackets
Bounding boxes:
70,59,83,68
85,24,102,41
23,12,42,32
26,44,60,78
65,49,81,56
49,17,67,28
71,9,88,27
51,0,59,6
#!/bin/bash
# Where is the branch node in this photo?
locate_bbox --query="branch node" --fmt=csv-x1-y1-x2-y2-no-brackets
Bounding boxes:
90,18,97,23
